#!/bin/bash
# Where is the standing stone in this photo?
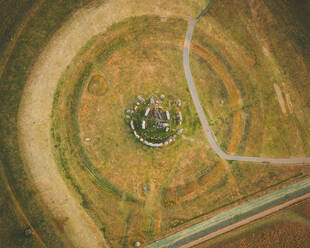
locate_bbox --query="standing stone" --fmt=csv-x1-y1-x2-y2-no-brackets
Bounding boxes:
24,227,32,237
143,184,147,195
134,241,141,247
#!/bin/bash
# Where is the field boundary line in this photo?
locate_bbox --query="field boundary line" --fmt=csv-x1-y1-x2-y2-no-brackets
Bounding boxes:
179,191,310,248
0,0,45,81
145,178,310,247
0,165,47,248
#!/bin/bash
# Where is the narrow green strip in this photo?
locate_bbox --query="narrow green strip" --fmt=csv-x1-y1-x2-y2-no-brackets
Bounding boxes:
145,179,310,247
196,0,216,20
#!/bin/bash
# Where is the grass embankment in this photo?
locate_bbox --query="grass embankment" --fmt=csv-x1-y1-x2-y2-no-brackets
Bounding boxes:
192,0,310,158
51,14,305,246
51,15,240,246
1,0,307,246
0,0,94,246
198,198,310,248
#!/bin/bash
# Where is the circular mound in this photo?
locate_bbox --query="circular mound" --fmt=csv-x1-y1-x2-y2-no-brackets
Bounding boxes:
87,74,108,96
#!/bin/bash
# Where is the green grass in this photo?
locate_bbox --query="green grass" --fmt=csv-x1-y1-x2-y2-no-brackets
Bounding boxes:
0,162,41,248
201,199,310,248
130,97,181,143
193,0,310,158
0,0,36,53
0,0,95,246
50,15,235,245
52,62,140,203
1,0,308,247
49,12,307,246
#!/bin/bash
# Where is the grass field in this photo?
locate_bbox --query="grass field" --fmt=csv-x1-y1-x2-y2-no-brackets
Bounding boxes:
0,0,309,247
51,16,226,246
192,0,310,158
0,0,93,246
197,198,310,248
0,162,42,248
51,13,306,246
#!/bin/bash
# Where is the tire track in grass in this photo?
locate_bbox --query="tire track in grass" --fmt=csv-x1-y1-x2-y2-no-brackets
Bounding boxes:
0,0,45,80
0,165,47,248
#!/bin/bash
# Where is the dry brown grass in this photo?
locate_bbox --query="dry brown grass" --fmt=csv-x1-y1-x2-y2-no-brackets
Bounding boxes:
50,3,308,246
197,198,310,248
193,0,310,158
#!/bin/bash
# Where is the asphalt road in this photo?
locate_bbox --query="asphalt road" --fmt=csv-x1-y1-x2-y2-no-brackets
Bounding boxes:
145,3,310,248
145,178,310,248
179,191,310,248
183,18,310,164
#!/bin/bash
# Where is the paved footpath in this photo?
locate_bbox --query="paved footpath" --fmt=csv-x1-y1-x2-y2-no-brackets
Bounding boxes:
145,1,310,247
183,18,310,164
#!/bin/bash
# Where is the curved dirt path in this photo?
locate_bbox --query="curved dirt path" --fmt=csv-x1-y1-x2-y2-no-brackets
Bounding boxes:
17,1,196,247
183,18,310,164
